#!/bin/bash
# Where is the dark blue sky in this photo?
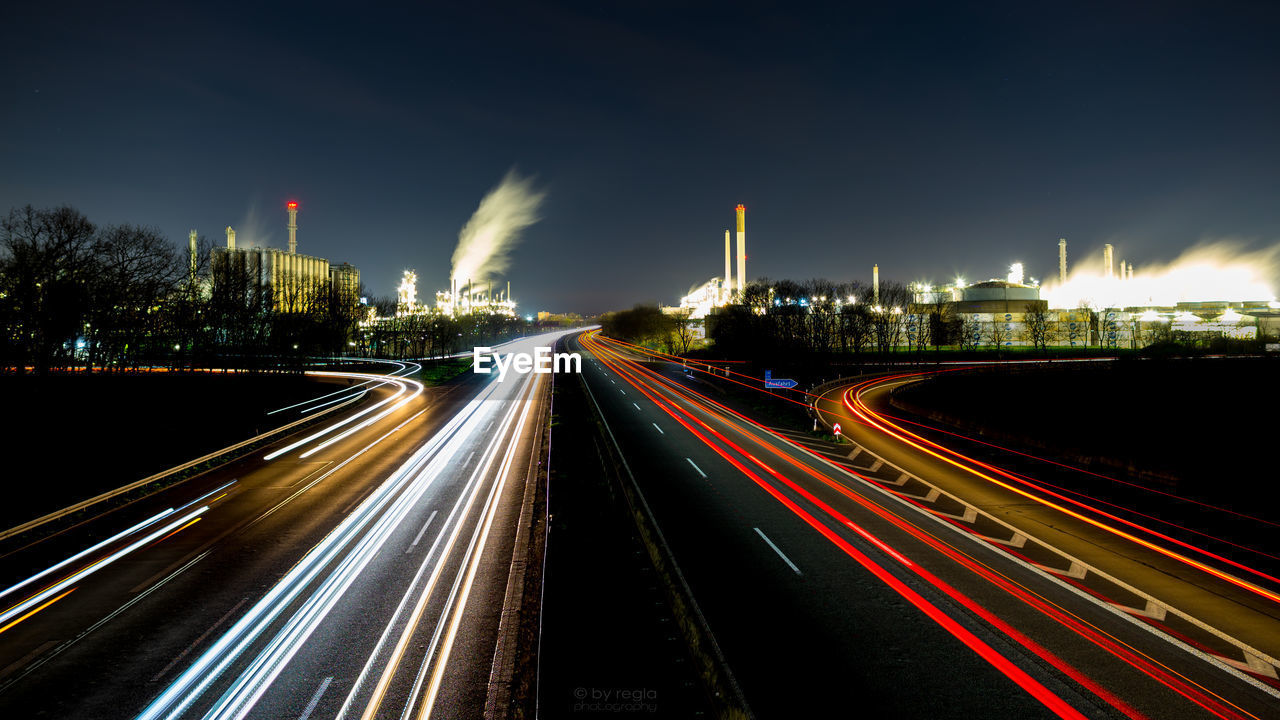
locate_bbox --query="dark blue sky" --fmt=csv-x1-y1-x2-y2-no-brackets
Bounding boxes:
3,1,1278,314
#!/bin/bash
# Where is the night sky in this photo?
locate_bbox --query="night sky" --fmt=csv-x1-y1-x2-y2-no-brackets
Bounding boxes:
3,1,1279,314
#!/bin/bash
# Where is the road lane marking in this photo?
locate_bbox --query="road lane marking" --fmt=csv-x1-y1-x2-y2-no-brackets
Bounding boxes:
632,402,641,411
0,640,58,682
620,389,626,395
0,550,211,694
754,528,801,575
652,423,664,435
407,511,439,553
298,676,333,720
150,598,248,683
686,458,707,478
465,451,475,465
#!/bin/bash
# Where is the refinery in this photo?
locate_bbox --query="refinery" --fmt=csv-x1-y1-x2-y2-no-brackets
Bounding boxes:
197,201,362,312
671,205,1279,349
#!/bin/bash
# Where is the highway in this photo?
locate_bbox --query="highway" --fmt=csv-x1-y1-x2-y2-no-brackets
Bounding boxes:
572,330,1280,719
0,332,569,719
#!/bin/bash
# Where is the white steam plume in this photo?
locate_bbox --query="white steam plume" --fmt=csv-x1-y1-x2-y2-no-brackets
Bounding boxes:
450,170,545,289
1042,239,1280,309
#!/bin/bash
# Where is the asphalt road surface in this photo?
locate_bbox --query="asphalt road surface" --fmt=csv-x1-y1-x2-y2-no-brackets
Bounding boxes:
0,332,570,720
572,331,1280,720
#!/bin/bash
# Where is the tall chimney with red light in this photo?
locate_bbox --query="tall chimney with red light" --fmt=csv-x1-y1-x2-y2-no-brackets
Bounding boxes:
735,204,746,296
287,201,299,254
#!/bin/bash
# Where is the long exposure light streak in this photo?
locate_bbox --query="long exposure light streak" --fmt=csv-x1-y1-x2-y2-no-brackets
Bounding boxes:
263,372,422,461
136,380,501,720
580,332,1090,719
841,379,1280,605
583,330,1270,718
137,331,570,720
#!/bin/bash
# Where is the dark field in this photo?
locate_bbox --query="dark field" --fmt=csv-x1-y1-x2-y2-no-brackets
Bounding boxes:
0,372,340,528
891,357,1280,571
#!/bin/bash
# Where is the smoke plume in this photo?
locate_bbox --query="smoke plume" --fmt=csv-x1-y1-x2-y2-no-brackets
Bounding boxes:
450,170,545,289
1042,239,1280,308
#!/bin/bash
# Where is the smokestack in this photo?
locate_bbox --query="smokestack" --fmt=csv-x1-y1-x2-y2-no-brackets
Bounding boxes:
735,204,746,297
724,228,732,301
873,264,880,303
287,201,298,254
1128,263,1134,281
507,280,511,304
188,230,197,281
225,226,236,250
1058,238,1067,284
1104,243,1114,279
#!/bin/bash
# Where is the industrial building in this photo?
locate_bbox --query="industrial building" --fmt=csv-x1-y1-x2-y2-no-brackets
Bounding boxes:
388,269,517,318
208,201,360,314
908,242,1270,348
673,204,748,318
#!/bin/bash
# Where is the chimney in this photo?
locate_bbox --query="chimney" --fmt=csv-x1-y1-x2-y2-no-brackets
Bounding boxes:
724,228,733,301
1058,238,1067,284
188,230,197,281
1104,243,1114,279
735,204,746,296
287,201,298,254
873,264,880,304
225,226,236,250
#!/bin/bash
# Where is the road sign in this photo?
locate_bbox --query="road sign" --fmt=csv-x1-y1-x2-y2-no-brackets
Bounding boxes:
763,369,798,389
833,422,842,436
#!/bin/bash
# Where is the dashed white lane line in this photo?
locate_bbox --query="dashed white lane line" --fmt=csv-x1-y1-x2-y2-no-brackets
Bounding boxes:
686,458,707,478
652,423,664,435
620,389,626,395
297,676,334,720
633,402,641,411
406,510,439,553
754,527,802,575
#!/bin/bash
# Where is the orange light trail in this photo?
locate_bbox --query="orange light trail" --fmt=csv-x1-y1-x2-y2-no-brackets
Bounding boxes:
585,331,1265,718
584,332,1094,719
841,379,1280,605
0,587,76,636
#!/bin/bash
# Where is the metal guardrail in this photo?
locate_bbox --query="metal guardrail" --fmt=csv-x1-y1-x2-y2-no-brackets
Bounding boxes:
0,387,366,543
805,377,1280,688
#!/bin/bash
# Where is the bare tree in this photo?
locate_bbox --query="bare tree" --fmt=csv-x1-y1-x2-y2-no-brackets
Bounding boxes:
987,317,1009,350
0,205,97,374
669,309,697,355
1023,303,1051,352
85,223,183,371
959,315,983,351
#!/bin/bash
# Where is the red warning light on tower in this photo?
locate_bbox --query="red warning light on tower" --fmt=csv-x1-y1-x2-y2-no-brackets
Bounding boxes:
287,201,298,209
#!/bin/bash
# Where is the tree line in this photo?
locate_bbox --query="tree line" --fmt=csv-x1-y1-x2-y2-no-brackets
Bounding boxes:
0,205,362,374
707,278,950,363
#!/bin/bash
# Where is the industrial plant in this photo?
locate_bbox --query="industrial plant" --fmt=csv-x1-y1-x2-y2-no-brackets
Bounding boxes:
206,201,362,312
666,210,1277,349
907,239,1276,349
673,203,748,319
388,270,518,318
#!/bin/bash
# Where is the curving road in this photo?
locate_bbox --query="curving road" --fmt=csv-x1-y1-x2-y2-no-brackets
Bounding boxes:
573,331,1280,719
0,332,571,719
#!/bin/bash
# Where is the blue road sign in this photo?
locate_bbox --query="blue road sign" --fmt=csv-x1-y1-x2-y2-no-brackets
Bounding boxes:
764,370,798,389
